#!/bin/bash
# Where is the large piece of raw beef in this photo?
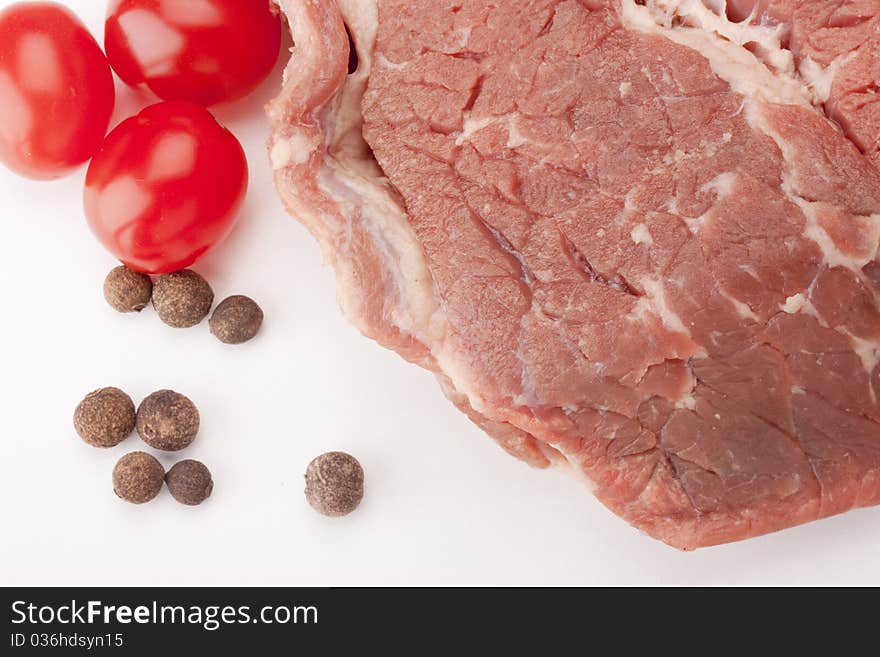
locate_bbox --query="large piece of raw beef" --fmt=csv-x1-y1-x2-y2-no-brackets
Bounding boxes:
268,0,880,549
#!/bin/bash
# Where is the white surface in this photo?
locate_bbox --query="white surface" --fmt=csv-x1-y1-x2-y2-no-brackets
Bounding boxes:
1,0,878,587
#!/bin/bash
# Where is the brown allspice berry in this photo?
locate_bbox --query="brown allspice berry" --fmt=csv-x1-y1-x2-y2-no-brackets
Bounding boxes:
305,452,364,517
152,270,214,328
136,390,200,451
74,387,136,448
104,266,153,313
166,460,213,506
209,295,264,344
113,452,165,504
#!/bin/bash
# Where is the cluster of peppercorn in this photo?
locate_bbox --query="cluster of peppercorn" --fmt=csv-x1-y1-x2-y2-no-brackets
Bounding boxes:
88,265,263,507
74,387,212,506
99,265,367,517
104,266,264,343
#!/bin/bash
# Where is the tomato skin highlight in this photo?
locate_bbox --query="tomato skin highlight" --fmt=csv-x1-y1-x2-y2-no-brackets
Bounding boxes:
104,0,282,106
84,101,248,275
0,2,115,180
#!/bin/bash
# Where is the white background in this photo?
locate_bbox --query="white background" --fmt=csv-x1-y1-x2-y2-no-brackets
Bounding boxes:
1,0,878,587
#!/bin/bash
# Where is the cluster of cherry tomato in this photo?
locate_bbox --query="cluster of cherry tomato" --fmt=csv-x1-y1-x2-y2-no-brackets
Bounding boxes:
0,1,283,273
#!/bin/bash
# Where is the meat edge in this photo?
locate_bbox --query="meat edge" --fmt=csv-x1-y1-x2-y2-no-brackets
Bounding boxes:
266,0,557,469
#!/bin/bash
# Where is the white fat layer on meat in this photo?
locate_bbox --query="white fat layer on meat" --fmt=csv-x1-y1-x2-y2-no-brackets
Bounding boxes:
719,289,759,322
322,3,385,177
700,171,737,199
277,0,500,422
270,131,316,169
676,395,697,410
781,293,806,314
633,278,693,338
847,334,880,404
316,167,439,338
270,139,293,169
375,53,406,71
798,51,858,104
276,1,322,91
850,334,880,375
325,0,452,347
797,197,880,271
506,119,528,149
621,0,812,107
272,0,440,343
455,113,499,146
630,223,653,246
680,170,738,235
798,201,858,270
683,212,707,234
455,112,531,150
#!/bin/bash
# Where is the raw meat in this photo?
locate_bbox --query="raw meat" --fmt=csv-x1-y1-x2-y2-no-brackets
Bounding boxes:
268,0,880,549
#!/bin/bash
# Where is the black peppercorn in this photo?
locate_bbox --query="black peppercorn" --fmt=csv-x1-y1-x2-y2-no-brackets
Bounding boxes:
104,266,153,313
152,270,214,328
305,452,364,517
113,452,165,504
166,460,213,505
209,295,264,344
74,387,136,448
136,390,200,451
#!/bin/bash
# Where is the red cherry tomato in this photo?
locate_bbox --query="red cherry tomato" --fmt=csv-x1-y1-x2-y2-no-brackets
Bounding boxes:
104,0,282,106
84,101,248,274
0,2,115,179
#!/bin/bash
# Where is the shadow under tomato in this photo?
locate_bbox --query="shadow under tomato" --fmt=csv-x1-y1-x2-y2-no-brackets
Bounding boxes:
210,25,294,128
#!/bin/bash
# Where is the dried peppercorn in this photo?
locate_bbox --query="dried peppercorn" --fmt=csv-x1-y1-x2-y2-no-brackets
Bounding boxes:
152,270,214,328
305,452,364,517
112,451,165,504
103,266,153,312
209,295,263,344
166,460,213,505
136,390,200,451
74,387,136,448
